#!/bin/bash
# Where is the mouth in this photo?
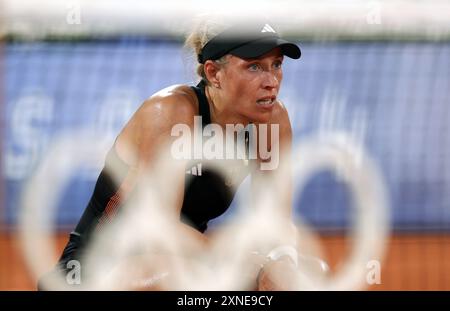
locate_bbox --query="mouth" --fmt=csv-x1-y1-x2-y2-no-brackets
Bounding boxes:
256,96,276,108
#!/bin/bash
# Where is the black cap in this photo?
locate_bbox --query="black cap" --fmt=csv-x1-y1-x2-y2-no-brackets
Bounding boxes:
197,23,301,64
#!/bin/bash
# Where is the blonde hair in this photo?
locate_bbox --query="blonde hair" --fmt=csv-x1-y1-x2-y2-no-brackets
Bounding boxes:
184,15,230,84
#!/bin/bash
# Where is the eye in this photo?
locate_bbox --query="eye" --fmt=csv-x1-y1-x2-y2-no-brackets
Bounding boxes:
248,63,261,72
273,60,283,69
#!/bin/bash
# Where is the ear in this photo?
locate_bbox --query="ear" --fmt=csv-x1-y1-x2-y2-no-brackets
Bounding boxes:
204,60,222,87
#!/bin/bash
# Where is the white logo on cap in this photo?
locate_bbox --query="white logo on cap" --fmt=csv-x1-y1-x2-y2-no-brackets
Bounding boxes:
261,24,276,33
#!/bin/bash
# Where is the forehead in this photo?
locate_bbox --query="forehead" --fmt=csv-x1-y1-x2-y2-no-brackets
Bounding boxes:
230,47,284,64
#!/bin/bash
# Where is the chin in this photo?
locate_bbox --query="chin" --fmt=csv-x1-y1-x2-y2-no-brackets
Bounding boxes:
251,111,272,124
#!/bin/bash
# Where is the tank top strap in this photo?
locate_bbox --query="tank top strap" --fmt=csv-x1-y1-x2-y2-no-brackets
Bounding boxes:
190,79,211,128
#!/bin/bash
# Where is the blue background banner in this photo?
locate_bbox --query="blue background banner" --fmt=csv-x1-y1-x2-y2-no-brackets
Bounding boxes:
3,40,450,231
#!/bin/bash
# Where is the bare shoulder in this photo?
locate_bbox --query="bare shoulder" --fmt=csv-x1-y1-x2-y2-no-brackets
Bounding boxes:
269,100,292,132
137,84,198,128
114,84,198,166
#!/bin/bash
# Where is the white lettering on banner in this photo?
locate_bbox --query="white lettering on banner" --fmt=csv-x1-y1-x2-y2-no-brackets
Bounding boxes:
5,92,54,180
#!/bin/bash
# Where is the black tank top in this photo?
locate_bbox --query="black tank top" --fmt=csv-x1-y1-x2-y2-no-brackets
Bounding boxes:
180,80,253,232
54,81,253,271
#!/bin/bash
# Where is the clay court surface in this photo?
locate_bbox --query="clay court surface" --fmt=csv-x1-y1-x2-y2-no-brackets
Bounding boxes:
1,232,449,290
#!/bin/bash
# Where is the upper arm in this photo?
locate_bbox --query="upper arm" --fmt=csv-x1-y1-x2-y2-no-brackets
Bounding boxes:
252,100,293,168
135,91,196,167
251,101,293,215
274,101,293,153
126,88,197,216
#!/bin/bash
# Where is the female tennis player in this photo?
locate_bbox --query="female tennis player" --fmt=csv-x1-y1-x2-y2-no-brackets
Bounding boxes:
38,20,324,291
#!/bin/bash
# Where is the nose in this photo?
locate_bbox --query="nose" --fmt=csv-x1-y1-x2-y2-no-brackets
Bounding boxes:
261,71,279,90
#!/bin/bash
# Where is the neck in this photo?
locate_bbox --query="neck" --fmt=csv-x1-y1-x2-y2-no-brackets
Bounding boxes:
205,85,250,129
